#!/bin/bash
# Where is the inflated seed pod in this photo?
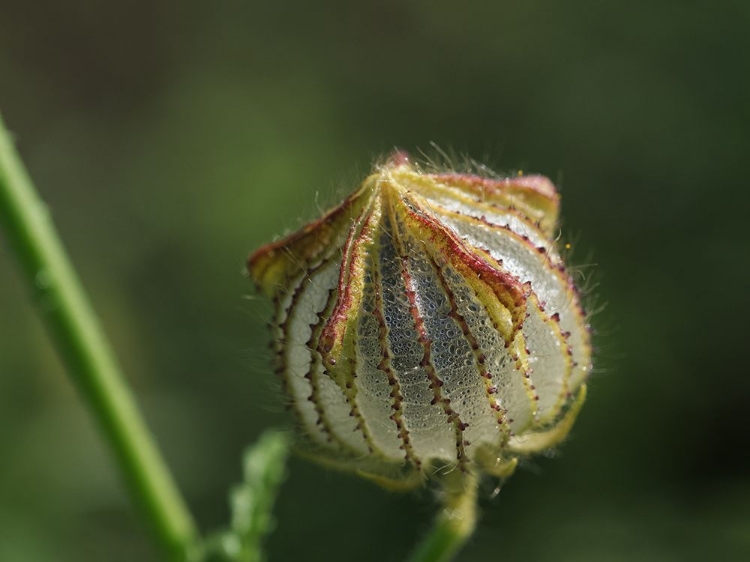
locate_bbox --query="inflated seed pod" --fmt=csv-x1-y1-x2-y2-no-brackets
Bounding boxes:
248,152,592,490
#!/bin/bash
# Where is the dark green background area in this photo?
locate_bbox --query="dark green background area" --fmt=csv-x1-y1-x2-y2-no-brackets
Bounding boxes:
1,1,749,560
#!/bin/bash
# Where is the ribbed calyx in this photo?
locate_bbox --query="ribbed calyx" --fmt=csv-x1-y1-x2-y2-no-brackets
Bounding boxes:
248,152,592,490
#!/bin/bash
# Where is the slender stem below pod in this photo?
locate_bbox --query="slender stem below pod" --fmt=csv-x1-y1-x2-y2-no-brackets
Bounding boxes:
0,111,197,560
407,470,479,562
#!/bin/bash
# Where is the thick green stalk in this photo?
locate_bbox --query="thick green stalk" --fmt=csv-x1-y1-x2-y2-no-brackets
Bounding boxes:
407,471,479,562
0,111,197,560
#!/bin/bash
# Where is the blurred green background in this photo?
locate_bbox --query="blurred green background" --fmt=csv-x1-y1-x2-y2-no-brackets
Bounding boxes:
2,1,749,561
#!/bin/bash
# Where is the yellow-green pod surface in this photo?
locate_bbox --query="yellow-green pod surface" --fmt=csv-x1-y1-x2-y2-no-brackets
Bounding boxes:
248,153,592,490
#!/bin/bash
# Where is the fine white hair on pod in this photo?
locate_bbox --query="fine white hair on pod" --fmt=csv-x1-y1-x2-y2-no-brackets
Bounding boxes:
248,150,593,490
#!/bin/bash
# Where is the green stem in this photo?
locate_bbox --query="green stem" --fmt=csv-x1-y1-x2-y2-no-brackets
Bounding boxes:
0,111,197,560
407,471,479,562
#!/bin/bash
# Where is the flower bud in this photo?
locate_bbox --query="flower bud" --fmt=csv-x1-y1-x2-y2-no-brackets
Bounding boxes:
248,153,592,489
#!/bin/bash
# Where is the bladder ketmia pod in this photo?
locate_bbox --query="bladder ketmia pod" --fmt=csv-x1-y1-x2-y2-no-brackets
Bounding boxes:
248,152,593,491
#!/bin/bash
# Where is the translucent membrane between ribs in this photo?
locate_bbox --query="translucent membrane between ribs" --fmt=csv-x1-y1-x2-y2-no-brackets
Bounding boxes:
248,152,592,489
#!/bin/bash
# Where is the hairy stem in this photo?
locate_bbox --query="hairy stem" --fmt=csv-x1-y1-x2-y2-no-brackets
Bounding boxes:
0,111,197,560
407,470,479,562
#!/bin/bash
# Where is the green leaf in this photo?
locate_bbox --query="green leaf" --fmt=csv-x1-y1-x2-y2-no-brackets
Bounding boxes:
203,430,291,562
